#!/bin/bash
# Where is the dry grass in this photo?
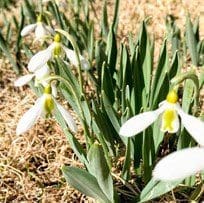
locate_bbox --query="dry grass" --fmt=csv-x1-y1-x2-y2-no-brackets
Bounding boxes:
0,0,203,202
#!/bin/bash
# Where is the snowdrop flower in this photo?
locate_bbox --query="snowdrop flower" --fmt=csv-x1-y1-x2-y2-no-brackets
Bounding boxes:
153,147,204,181
21,15,53,41
14,64,58,97
27,33,89,72
14,64,50,87
16,84,77,135
120,90,204,146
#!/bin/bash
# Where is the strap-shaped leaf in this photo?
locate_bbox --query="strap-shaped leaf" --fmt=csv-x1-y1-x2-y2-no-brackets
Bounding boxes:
169,51,180,79
102,91,120,133
101,63,115,104
62,166,111,203
186,15,198,66
140,178,181,202
132,46,145,113
87,143,114,202
0,30,19,73
23,0,36,23
122,138,131,180
54,102,88,166
106,25,117,76
101,0,109,37
138,22,153,96
150,40,169,109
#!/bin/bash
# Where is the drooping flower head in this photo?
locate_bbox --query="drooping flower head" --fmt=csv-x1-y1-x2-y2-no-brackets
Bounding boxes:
27,33,90,72
120,90,204,146
16,84,77,135
21,14,54,42
14,63,50,87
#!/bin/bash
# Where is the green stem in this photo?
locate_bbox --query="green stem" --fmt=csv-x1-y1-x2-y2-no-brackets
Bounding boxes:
55,29,84,94
39,0,43,16
171,70,200,113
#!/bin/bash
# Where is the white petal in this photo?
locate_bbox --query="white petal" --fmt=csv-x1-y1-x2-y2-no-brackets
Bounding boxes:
55,101,77,133
51,82,58,97
21,24,37,36
16,97,44,135
153,147,204,181
34,63,50,79
63,46,89,70
35,23,48,40
28,48,52,72
42,0,51,3
14,74,34,86
177,107,204,146
45,25,54,34
80,57,90,70
119,108,164,137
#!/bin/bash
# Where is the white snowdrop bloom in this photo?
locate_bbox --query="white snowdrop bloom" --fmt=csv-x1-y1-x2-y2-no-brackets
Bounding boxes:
119,90,204,146
16,85,77,135
153,147,204,181
28,33,90,72
14,64,58,98
21,20,53,41
14,64,50,87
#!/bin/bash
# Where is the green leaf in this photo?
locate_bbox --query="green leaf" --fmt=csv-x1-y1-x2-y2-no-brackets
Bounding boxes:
101,0,109,37
138,22,153,96
54,100,87,166
102,91,120,133
132,46,145,113
169,51,180,79
101,62,115,104
142,127,155,183
23,0,36,22
92,100,116,155
122,138,131,180
0,30,19,73
87,22,94,62
177,79,195,149
150,39,169,109
87,143,114,202
186,15,198,66
112,0,120,32
62,166,111,203
106,25,117,76
140,178,182,202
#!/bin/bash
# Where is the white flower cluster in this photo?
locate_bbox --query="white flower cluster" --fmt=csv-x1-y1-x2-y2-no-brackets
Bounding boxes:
120,90,204,181
15,13,89,135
